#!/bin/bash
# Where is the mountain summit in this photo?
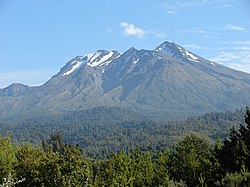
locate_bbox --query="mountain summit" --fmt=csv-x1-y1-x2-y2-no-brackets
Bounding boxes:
1,41,250,119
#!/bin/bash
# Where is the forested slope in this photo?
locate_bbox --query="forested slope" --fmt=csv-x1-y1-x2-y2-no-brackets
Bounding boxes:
0,107,245,157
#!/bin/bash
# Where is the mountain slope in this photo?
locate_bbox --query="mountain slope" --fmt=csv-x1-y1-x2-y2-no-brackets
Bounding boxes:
0,83,31,97
101,42,250,115
1,41,250,119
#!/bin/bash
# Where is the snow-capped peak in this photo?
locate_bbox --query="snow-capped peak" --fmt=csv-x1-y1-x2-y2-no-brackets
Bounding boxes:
62,50,120,76
87,50,116,67
63,60,84,76
155,41,176,57
155,41,201,62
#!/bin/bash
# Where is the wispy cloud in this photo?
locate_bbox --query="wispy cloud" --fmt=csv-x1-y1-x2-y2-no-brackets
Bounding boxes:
232,41,250,45
151,31,166,38
210,51,250,63
178,27,220,39
221,4,231,8
213,3,232,9
162,0,235,15
0,70,55,88
179,23,247,41
162,0,220,14
210,41,250,73
106,26,116,35
181,28,210,35
223,24,246,31
183,44,207,50
228,62,250,74
120,22,146,38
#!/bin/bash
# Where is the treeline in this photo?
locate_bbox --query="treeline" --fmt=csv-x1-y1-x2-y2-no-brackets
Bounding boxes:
0,107,245,157
1,108,250,186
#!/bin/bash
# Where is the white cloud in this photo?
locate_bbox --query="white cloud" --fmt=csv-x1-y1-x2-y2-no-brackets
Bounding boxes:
119,22,166,39
223,24,246,31
0,70,56,88
120,22,146,38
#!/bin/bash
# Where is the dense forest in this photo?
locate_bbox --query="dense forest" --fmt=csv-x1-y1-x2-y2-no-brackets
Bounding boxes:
1,107,250,186
0,107,245,157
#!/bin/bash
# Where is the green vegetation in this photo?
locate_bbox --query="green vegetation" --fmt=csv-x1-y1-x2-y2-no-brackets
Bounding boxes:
0,107,250,186
0,107,245,157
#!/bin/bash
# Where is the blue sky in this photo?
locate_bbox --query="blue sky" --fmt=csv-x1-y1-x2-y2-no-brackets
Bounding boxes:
0,0,250,88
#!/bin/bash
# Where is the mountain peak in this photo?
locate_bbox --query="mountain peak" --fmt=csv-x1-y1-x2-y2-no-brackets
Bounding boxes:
61,50,120,76
85,50,120,67
155,41,181,58
156,41,178,49
127,47,138,51
157,41,175,46
155,41,200,62
0,83,30,97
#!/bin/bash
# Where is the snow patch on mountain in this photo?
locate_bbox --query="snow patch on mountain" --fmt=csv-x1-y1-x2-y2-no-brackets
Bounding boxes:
87,52,102,67
63,51,121,76
133,58,139,64
155,47,162,52
85,53,95,60
87,51,120,67
176,46,200,62
177,46,183,52
63,60,84,76
62,42,215,78
210,62,216,67
185,50,199,62
155,45,174,57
